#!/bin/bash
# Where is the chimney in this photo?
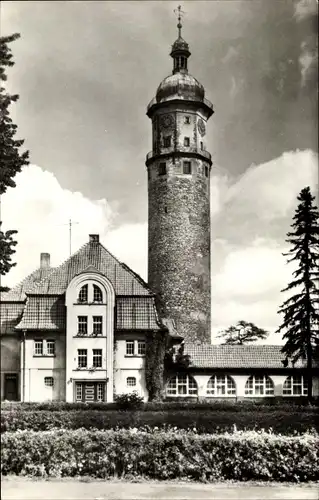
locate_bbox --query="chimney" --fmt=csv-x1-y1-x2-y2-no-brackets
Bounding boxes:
89,234,99,243
40,253,50,269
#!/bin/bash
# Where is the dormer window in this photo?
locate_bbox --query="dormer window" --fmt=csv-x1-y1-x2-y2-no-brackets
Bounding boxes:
93,284,103,303
78,285,88,303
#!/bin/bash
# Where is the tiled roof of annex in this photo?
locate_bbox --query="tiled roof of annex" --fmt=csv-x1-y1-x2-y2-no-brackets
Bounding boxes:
184,344,318,369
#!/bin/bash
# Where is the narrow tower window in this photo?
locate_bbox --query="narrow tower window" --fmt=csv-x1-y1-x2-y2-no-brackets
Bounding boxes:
159,163,166,176
183,161,192,175
200,141,203,150
184,137,190,147
184,116,190,124
163,136,171,148
204,166,209,177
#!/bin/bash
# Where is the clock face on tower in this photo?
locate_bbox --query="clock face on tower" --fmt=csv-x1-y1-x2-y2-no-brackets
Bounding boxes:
161,114,174,128
197,118,206,136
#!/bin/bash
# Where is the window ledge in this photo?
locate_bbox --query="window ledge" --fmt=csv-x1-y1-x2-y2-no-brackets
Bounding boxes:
124,355,145,358
33,354,56,358
73,335,106,338
74,368,106,371
73,302,106,306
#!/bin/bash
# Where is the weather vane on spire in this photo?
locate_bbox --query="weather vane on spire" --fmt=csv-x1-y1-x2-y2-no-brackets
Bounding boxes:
174,5,186,38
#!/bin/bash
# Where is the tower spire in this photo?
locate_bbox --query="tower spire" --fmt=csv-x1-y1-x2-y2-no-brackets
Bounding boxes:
174,5,185,38
171,5,190,74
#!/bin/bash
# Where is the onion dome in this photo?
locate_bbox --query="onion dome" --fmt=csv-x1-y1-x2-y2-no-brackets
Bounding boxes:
156,73,204,103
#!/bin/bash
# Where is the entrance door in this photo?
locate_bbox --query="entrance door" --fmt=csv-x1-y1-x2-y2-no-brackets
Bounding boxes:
4,374,18,401
75,382,105,402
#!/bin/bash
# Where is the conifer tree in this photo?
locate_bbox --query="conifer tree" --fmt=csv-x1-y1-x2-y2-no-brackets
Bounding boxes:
0,33,29,291
277,186,319,401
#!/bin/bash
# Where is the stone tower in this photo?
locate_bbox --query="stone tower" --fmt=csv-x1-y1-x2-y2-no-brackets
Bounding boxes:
146,11,214,343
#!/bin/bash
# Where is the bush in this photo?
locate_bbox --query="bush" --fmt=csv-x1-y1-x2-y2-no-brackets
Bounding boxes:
114,392,144,411
1,408,318,434
1,428,318,481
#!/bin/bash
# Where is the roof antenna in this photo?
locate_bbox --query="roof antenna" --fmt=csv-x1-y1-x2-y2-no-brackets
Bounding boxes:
59,219,79,256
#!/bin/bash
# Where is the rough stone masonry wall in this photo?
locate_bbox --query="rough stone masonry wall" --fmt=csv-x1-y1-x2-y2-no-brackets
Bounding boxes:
148,157,211,344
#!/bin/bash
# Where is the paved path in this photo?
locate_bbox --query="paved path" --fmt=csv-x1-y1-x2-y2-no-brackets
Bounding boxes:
1,479,318,500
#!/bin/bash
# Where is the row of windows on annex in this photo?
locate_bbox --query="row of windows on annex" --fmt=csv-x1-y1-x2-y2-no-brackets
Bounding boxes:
34,339,55,356
154,161,209,178
161,135,205,150
77,284,104,304
166,374,308,397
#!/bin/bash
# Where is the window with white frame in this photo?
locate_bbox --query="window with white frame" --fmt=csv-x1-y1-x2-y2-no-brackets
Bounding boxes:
77,349,87,368
126,340,135,356
44,376,54,387
283,375,308,396
93,284,103,303
166,374,198,396
97,383,104,402
245,375,274,396
207,375,236,396
92,316,103,335
75,383,83,401
34,340,43,356
78,284,88,303
78,316,88,335
125,340,146,356
92,349,102,368
127,377,136,387
137,340,146,356
46,340,55,356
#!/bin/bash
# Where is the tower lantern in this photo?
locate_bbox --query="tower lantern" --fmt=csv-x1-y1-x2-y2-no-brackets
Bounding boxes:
146,8,214,344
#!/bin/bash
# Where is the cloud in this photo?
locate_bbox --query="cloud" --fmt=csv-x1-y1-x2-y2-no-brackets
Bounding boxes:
210,149,318,342
299,40,318,87
294,0,318,21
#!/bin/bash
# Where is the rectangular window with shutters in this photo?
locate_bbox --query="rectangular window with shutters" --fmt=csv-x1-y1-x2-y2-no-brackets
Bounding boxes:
78,349,87,368
92,316,103,335
93,349,102,368
183,161,192,175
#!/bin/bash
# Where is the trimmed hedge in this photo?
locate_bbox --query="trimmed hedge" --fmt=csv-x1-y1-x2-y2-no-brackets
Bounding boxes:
2,398,317,412
1,428,318,481
1,408,318,434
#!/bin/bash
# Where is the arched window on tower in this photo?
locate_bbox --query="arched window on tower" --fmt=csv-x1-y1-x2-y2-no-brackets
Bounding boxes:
245,375,274,397
207,375,236,396
166,374,198,396
78,284,88,303
93,284,103,303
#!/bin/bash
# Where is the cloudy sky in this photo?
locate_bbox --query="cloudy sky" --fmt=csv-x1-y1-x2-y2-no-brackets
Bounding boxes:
1,0,318,343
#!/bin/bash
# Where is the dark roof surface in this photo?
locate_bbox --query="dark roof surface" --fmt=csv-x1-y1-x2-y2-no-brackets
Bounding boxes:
184,344,316,369
1,267,54,302
26,240,152,296
16,296,66,331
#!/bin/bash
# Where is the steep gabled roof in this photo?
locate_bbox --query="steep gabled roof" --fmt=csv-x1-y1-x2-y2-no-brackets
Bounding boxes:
1,267,55,302
184,344,318,369
26,239,152,296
